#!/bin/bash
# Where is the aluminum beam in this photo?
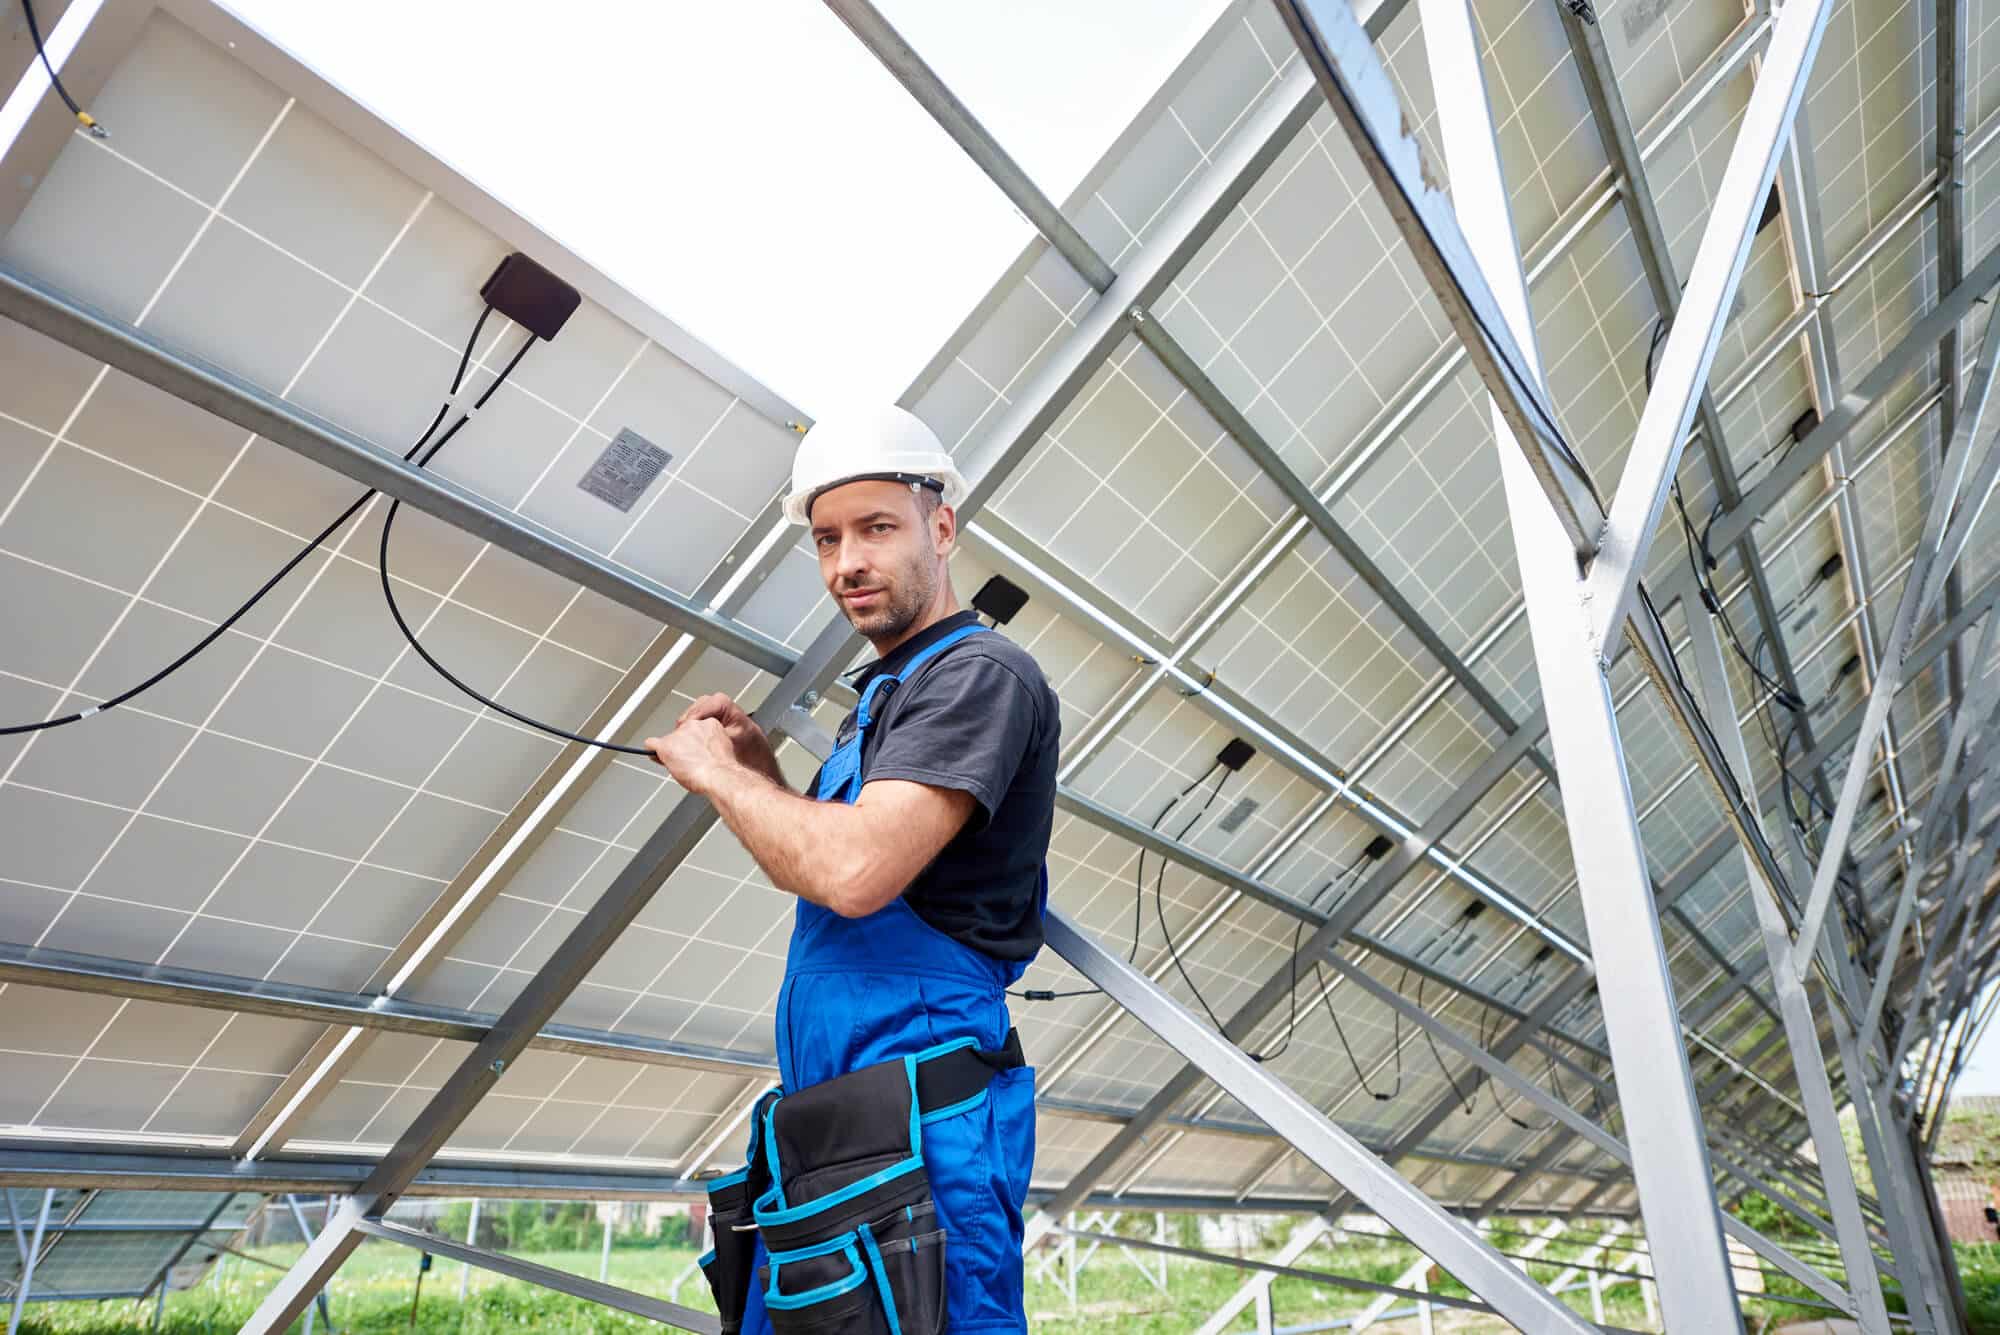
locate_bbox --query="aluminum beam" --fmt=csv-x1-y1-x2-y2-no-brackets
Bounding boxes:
1052,1223,1504,1319
1579,0,1833,654
1557,0,1841,816
1685,607,1891,1330
1042,910,1597,1333
0,942,777,1077
1418,0,1755,1320
1322,959,1858,1310
0,263,797,678
1699,241,2000,562
1273,0,1601,556
1035,695,1554,1222
2,1192,48,1335
1412,574,2000,1226
356,1217,719,1334
1792,302,2000,976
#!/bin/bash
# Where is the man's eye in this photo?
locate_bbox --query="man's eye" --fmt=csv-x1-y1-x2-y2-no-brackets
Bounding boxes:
870,524,893,535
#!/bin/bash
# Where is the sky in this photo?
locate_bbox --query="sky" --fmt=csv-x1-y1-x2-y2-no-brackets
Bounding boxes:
1943,980,2000,1097
219,0,1229,417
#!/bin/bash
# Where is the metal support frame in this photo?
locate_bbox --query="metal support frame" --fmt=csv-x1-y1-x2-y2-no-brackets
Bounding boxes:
1557,0,1841,822
1685,608,1892,1329
1272,0,1600,555
3,1191,49,1335
1793,298,2000,977
3,3,1991,1330
1322,957,1860,1308
1403,0,1827,1320
1193,1215,1335,1335
1050,1222,1499,1320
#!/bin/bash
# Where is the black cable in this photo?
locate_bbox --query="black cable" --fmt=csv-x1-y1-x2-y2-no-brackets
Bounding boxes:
1254,849,1372,1065
377,335,657,757
1131,762,1222,963
20,0,103,136
1315,957,1403,1101
0,307,492,738
1012,761,1224,1004
1154,766,1237,1035
1415,966,1480,1116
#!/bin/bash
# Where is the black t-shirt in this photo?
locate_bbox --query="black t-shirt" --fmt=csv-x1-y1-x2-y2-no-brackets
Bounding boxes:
808,610,1060,960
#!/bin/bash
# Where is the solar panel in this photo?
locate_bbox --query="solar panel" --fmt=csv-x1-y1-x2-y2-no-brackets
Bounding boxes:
2,0,1998,1323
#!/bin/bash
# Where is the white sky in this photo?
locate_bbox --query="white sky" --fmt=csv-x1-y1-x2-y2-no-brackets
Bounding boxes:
220,0,1227,416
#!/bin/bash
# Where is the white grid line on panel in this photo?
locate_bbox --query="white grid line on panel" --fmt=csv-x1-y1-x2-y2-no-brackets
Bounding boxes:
0,592,654,865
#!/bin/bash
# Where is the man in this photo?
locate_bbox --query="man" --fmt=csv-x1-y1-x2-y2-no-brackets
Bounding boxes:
647,403,1059,1334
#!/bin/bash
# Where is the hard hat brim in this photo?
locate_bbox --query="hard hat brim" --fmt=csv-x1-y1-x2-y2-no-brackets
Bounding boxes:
782,465,969,525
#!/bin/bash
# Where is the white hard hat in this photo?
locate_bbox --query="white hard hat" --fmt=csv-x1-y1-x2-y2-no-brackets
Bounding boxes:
781,404,969,526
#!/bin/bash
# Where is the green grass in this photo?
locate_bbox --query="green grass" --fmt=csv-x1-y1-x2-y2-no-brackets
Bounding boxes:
15,1227,2000,1332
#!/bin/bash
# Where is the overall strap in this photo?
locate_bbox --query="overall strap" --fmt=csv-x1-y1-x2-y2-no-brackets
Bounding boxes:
814,624,988,804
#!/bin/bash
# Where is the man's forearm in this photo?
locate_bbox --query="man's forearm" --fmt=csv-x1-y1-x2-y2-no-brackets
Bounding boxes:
704,765,845,908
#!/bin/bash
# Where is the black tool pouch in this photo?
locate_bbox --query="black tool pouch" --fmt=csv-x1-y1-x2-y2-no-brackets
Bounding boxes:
754,1052,946,1335
699,1088,780,1334
699,1033,1024,1335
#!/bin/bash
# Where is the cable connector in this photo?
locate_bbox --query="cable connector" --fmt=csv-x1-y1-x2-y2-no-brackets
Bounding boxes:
76,110,105,139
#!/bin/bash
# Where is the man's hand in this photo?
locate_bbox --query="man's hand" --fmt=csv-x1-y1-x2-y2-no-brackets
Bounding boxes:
675,693,783,784
645,717,741,797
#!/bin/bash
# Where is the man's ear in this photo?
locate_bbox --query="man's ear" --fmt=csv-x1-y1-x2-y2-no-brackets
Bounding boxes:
934,503,958,559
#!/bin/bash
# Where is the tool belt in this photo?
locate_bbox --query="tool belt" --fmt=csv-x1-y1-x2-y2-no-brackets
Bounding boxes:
699,1031,1025,1335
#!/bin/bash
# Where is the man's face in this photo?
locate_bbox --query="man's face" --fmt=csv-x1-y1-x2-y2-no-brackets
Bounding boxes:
809,480,952,642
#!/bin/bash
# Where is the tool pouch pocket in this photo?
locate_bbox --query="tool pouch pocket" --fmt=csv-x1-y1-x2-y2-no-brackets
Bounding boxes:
698,1170,757,1334
754,1055,947,1334
700,1089,780,1334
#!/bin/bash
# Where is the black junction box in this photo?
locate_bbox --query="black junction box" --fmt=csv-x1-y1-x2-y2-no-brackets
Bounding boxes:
481,253,581,342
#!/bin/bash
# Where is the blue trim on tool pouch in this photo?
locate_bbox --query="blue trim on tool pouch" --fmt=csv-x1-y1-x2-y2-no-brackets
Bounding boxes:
765,1242,868,1309
753,1155,924,1228
859,1223,903,1335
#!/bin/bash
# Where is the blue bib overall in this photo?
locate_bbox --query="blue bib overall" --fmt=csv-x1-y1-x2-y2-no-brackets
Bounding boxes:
739,624,1041,1335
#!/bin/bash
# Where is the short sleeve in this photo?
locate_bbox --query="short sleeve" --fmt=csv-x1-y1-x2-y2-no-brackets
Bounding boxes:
862,651,1041,828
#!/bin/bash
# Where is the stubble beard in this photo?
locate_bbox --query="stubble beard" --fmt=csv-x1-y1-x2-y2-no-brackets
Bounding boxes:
840,559,936,642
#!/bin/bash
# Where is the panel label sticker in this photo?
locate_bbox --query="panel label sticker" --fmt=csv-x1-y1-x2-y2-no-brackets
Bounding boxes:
579,428,671,513
1217,796,1260,835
